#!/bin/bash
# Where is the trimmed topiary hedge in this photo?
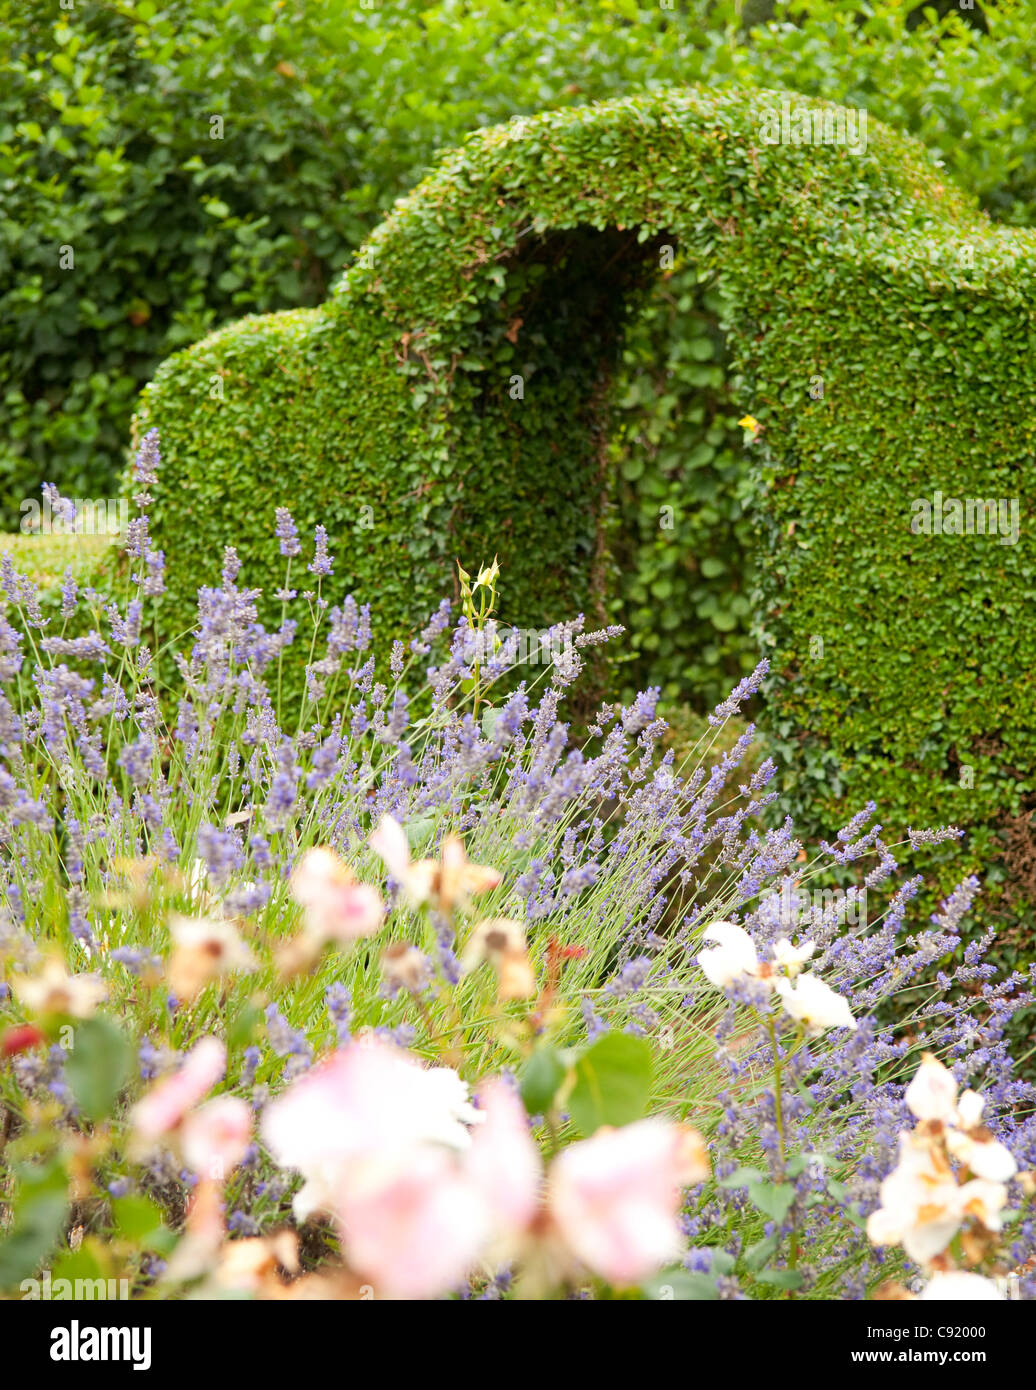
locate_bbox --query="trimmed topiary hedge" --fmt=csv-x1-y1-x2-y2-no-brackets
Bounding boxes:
9,1,1036,721
134,84,1036,907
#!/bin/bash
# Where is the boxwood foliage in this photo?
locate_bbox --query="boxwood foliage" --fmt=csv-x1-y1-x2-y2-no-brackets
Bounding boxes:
8,1,1036,722
135,83,1035,902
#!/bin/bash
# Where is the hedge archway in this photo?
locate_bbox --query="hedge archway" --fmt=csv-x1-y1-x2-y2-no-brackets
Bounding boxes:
135,84,1036,884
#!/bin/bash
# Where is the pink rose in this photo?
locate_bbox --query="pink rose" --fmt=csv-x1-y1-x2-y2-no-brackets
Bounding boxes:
261,1037,481,1222
290,848,383,942
549,1119,708,1286
466,1080,542,1234
182,1096,253,1179
130,1036,226,1143
337,1147,490,1299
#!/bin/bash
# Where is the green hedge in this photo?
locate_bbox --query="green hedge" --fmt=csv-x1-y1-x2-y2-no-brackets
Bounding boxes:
1,0,719,514
5,1,1036,714
135,85,1036,912
608,0,1036,707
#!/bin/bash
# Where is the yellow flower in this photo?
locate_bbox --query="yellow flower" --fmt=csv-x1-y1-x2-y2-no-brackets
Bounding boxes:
476,555,500,588
737,415,760,434
167,913,257,1001
460,917,537,1001
11,956,107,1019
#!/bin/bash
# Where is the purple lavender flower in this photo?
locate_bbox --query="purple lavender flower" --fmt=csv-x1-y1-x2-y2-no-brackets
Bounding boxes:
325,983,352,1045
117,736,153,787
196,823,245,888
42,482,76,529
133,428,161,488
410,598,452,655
60,568,78,618
111,946,162,976
141,546,166,596
275,508,302,558
708,659,770,726
308,525,333,577
264,1002,313,1079
241,1046,261,1088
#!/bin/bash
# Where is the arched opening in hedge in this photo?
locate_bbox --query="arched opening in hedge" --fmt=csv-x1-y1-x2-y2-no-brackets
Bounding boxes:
449,225,678,619
432,221,751,709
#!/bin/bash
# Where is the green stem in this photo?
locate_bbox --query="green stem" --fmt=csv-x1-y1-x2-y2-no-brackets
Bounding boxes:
767,1014,786,1165
767,1013,799,1294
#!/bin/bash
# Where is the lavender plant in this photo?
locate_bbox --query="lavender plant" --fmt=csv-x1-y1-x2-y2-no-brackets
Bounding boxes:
0,433,1033,1301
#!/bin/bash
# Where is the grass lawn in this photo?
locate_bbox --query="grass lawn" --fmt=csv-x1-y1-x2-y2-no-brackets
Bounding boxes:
0,530,118,592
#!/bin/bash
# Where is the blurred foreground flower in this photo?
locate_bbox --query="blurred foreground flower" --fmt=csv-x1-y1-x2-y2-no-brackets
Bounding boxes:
548,1116,710,1286
129,1036,228,1154
11,956,107,1019
919,1271,1004,1301
1,1022,45,1057
461,918,537,1001
167,913,257,1000
868,1053,1016,1267
262,1045,707,1297
278,847,383,974
181,1095,253,1179
379,942,433,996
370,815,501,913
906,1053,1017,1182
774,972,857,1035
260,1035,481,1227
697,922,762,990
697,922,854,1035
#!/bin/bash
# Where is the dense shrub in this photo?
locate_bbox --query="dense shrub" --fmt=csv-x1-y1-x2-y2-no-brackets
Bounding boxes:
4,0,1035,711
611,0,1036,706
0,0,702,513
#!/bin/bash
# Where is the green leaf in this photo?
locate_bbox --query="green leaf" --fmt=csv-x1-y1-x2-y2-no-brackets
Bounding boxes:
784,1152,816,1179
568,1031,653,1137
0,1159,69,1285
746,1181,796,1224
519,1045,567,1116
402,816,435,849
743,1234,780,1272
756,1269,804,1291
717,1166,764,1189
112,1195,175,1252
228,999,263,1051
51,1241,110,1286
64,1016,132,1122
